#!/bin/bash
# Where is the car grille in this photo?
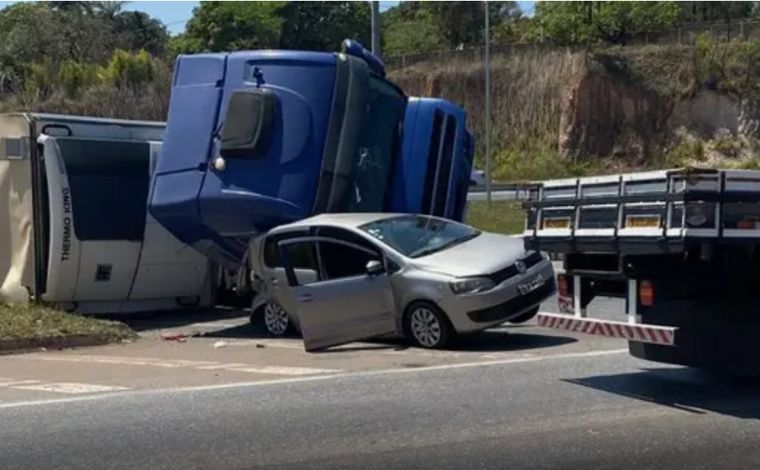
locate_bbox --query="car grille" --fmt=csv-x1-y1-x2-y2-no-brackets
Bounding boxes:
467,277,556,323
488,251,544,284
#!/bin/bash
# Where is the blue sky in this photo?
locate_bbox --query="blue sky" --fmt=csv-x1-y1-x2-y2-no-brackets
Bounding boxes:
0,1,536,36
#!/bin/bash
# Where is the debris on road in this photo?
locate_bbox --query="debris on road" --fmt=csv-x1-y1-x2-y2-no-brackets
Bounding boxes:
160,332,187,343
213,341,228,349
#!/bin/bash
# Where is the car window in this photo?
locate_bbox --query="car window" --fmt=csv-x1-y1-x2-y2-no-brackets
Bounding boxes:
263,231,308,268
314,226,379,254
318,241,380,281
281,240,319,286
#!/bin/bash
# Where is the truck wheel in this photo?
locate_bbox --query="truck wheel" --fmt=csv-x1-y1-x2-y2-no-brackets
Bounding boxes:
404,302,454,349
508,306,540,324
263,302,292,337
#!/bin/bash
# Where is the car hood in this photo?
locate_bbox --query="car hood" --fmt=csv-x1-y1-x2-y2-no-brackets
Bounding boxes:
411,232,527,277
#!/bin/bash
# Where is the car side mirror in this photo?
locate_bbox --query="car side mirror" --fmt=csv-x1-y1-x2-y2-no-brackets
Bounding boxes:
366,260,384,276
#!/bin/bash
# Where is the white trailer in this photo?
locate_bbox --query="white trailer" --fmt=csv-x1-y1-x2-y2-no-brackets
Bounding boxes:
0,113,212,313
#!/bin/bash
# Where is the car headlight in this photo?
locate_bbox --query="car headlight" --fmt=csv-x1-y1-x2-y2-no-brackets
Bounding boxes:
449,277,495,294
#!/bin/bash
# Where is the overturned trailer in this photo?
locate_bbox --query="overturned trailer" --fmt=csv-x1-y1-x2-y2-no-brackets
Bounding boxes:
0,113,212,313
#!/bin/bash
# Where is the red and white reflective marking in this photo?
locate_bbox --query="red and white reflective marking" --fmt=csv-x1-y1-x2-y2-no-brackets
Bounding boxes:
537,312,677,346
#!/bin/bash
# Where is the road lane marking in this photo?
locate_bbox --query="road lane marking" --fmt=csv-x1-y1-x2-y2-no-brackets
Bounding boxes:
13,383,129,394
229,366,339,376
0,380,41,387
15,354,341,376
0,348,628,409
189,321,245,329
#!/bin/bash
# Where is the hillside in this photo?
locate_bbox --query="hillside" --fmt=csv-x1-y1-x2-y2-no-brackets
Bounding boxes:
389,38,760,181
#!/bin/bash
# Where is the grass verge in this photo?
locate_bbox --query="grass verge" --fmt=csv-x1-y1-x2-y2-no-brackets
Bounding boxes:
466,200,526,235
0,303,136,345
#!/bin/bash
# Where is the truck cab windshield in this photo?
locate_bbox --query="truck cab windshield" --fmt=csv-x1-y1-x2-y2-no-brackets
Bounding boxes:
347,76,405,212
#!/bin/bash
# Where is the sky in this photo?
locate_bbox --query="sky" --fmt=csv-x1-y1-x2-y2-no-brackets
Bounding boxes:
0,1,536,36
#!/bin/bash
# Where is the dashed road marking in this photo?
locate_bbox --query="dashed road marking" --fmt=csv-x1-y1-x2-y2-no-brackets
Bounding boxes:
0,379,42,387
14,383,129,394
0,377,128,395
16,354,341,376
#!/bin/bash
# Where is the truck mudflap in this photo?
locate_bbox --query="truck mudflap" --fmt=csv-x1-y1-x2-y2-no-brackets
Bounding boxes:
537,312,677,346
537,275,677,346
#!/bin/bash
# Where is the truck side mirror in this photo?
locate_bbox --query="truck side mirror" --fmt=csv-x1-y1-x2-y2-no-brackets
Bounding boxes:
220,89,276,159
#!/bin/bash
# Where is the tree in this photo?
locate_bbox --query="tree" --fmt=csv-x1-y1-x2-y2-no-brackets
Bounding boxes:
678,2,753,23
113,11,169,56
383,16,445,55
279,2,370,51
533,1,680,45
181,2,284,53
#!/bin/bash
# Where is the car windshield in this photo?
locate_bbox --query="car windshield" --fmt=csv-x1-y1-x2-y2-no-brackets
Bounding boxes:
360,215,480,258
346,76,406,212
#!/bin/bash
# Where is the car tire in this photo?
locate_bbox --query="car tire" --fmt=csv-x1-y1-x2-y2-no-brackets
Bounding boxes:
508,306,540,324
404,301,454,349
261,302,292,337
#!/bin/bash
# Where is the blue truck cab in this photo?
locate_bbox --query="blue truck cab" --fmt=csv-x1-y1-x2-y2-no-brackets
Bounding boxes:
150,41,473,269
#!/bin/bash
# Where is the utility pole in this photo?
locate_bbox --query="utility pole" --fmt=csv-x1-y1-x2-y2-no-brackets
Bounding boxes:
371,1,381,57
484,0,492,205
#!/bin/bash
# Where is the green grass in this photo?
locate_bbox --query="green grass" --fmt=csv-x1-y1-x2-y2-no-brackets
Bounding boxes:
0,303,136,341
466,201,526,235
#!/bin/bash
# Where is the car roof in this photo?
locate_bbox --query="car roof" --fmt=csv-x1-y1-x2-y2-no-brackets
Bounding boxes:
272,212,420,233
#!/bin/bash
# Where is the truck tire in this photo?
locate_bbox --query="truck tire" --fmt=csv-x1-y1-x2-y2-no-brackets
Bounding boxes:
508,306,540,324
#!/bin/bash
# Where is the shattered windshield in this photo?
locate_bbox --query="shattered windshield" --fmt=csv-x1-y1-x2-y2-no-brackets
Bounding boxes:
360,215,480,258
346,76,406,212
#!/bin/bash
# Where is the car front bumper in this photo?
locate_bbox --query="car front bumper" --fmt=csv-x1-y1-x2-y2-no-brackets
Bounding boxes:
438,259,556,333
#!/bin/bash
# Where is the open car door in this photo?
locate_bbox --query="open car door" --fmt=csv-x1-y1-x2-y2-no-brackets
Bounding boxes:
279,236,397,351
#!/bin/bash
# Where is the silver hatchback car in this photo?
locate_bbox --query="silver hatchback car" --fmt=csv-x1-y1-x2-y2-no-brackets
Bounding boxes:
249,213,555,350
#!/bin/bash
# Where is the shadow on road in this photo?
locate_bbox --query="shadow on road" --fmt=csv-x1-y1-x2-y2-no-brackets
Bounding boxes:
451,330,576,352
111,307,248,333
564,367,760,419
306,329,576,354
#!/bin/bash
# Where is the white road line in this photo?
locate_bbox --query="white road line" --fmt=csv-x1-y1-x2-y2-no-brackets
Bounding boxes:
16,354,341,376
229,366,340,376
0,348,628,410
0,380,41,387
13,383,129,394
188,322,244,329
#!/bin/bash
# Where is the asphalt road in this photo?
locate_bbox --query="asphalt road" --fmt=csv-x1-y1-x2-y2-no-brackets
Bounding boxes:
3,333,760,470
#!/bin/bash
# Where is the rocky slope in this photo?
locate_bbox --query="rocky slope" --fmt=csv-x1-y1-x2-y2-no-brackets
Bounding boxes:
389,40,760,179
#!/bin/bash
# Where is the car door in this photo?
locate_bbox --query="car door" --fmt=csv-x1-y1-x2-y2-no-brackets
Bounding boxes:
259,230,317,315
279,235,397,351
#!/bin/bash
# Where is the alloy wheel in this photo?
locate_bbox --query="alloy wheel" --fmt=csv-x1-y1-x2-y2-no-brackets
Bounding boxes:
263,302,289,336
410,307,442,347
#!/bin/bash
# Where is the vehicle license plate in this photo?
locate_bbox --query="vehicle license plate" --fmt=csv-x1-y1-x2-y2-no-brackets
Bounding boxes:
518,274,544,295
543,217,570,229
625,215,660,228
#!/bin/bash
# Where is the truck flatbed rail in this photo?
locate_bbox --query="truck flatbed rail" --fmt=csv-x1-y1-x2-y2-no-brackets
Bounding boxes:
521,168,760,254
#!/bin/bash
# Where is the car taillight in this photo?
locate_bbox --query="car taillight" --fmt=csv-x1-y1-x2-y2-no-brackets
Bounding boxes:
557,274,569,297
639,280,654,307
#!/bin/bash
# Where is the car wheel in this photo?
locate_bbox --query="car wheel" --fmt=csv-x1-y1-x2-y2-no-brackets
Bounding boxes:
404,302,454,349
263,302,291,337
508,306,540,324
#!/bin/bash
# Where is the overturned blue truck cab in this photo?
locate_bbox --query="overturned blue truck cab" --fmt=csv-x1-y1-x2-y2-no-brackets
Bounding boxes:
150,41,473,274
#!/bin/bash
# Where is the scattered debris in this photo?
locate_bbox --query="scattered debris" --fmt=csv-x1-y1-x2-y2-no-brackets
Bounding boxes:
160,331,188,342
213,340,228,349
255,343,266,349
